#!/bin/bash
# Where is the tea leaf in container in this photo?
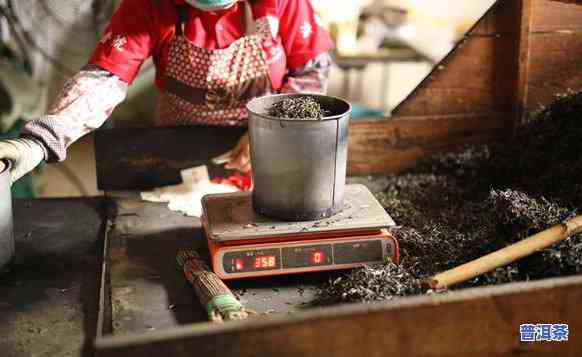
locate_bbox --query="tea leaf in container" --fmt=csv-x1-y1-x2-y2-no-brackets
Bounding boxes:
267,97,328,120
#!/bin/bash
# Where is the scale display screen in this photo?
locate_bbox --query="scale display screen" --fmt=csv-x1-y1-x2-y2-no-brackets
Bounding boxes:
282,244,333,268
221,239,387,275
224,248,280,273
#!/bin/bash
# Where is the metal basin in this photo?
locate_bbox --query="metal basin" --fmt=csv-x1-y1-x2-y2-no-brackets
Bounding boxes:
0,159,13,272
247,94,351,221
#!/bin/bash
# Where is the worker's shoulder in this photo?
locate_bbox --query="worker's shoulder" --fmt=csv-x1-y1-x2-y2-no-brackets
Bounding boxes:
258,0,313,14
116,0,176,16
118,0,175,9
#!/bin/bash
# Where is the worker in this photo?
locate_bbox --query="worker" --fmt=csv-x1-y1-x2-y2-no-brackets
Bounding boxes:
0,0,333,184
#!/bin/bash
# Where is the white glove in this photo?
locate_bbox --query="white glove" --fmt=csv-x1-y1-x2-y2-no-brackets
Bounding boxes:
0,138,45,184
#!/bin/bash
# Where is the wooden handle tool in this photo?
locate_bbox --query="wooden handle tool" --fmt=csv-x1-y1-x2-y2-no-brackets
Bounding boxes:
426,214,582,289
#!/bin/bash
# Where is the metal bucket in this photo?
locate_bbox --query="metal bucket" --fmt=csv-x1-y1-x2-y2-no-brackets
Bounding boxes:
247,94,351,221
0,159,13,272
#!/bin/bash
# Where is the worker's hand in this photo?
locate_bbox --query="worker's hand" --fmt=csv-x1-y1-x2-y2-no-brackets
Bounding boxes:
0,138,45,184
224,132,251,173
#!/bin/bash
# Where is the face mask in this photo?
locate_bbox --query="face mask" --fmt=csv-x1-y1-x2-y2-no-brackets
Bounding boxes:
184,0,237,11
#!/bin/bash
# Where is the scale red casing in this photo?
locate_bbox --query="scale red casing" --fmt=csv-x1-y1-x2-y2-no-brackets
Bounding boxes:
202,185,399,280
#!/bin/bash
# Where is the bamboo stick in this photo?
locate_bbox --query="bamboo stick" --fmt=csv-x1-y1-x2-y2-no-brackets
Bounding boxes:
427,214,582,290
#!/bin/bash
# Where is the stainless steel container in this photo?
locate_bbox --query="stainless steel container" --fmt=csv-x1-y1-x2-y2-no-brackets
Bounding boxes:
247,94,351,221
0,159,13,272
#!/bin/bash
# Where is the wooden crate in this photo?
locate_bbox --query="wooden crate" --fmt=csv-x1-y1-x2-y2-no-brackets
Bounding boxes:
93,1,582,355
95,274,582,356
94,194,582,357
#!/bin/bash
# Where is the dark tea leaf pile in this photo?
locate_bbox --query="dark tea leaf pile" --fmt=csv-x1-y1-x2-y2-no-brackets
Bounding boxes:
315,91,582,304
267,96,327,119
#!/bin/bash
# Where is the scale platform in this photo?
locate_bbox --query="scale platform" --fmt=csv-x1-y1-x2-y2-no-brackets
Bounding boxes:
201,184,399,280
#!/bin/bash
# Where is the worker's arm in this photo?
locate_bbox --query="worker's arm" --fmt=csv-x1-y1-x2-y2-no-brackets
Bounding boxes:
278,0,333,94
0,65,127,183
23,0,155,164
280,52,332,94
21,65,128,163
0,0,154,183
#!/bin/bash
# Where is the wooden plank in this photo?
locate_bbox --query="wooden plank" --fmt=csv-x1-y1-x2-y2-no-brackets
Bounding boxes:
94,126,246,191
95,275,582,357
470,0,520,36
525,32,582,109
471,0,582,36
347,113,511,175
531,0,582,32
391,36,518,117
95,114,510,182
514,0,534,129
333,48,425,65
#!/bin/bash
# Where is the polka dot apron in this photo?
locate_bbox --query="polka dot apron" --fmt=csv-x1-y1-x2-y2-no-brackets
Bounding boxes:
157,2,273,126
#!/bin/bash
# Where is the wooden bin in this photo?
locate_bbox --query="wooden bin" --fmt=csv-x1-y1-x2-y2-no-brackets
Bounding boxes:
94,1,582,355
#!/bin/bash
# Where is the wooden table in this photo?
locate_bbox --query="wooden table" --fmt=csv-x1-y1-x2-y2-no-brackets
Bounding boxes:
96,178,582,357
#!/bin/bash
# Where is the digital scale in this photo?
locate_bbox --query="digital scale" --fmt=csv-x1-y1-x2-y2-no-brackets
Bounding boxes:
202,184,399,280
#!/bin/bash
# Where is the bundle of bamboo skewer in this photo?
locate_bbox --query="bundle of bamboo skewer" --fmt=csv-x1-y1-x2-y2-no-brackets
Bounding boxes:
177,250,254,322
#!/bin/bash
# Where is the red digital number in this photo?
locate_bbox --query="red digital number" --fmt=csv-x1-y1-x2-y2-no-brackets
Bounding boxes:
311,251,325,265
233,258,244,271
253,255,276,269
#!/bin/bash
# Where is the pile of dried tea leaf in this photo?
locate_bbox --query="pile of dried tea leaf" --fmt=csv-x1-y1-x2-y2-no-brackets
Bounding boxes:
267,96,327,119
315,91,582,305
